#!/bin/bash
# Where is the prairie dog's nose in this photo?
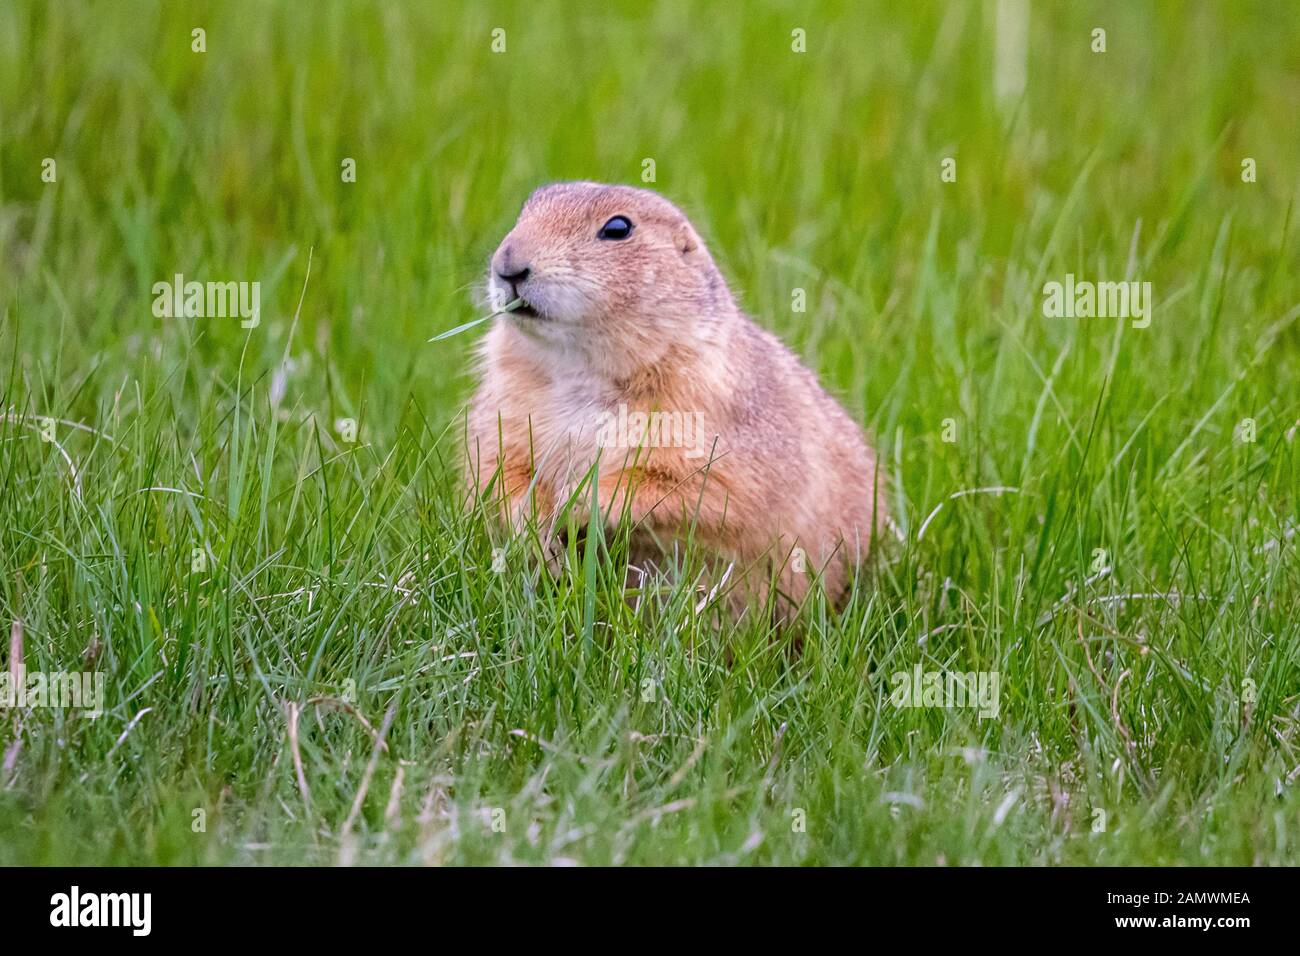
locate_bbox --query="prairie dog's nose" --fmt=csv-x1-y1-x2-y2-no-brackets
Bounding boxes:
497,265,530,285
493,243,531,285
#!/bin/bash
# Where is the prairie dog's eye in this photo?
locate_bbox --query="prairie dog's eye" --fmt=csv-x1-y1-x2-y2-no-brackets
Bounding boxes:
596,215,634,240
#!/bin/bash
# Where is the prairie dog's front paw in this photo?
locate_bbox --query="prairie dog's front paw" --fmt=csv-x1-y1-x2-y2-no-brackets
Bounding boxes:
541,529,566,578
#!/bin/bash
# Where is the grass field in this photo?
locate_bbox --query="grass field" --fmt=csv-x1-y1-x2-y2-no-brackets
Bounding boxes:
1,0,1298,865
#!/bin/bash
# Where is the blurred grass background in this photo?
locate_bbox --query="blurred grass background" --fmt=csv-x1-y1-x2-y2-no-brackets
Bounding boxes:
0,0,1297,864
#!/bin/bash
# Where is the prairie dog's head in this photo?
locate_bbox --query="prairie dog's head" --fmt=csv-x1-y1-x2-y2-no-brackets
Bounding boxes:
486,182,733,366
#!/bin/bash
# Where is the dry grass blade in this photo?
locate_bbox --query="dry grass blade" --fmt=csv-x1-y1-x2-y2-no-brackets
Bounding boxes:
342,701,399,834
285,701,312,813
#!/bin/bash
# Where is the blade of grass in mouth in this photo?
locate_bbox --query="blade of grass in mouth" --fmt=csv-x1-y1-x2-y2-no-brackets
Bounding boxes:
428,298,524,342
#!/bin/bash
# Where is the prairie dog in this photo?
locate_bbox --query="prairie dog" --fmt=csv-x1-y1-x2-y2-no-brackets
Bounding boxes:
465,181,884,618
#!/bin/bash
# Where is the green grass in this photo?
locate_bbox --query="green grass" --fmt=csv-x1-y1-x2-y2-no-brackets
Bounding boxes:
1,0,1298,865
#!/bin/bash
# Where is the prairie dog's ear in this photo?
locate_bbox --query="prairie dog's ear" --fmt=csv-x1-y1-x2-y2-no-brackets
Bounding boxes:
674,221,701,257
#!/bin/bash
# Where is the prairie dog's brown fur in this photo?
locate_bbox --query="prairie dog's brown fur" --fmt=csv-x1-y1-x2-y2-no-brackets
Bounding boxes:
466,181,884,618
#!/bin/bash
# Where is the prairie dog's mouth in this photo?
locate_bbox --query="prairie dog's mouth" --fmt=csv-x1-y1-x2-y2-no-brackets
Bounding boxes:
509,299,546,321
488,277,546,320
